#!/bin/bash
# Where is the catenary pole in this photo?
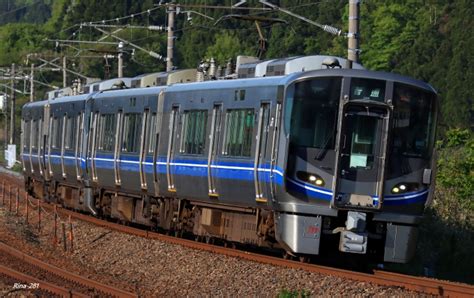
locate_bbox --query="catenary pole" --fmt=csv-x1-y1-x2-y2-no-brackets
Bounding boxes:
118,42,124,78
9,63,15,144
62,56,67,87
166,1,176,72
30,64,34,102
347,0,360,68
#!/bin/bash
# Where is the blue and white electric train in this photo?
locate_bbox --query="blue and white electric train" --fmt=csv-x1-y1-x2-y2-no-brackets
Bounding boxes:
21,67,437,263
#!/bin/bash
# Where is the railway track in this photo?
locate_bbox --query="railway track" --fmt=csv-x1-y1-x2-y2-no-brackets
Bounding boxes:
1,171,473,297
0,240,137,297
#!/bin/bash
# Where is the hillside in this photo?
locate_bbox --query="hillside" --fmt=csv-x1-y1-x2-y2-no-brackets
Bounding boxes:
1,0,473,128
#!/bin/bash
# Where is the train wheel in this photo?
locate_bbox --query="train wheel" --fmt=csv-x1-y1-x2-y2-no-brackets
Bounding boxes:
299,256,309,263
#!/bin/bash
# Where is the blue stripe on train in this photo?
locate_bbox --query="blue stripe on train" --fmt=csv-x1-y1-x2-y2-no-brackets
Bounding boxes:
23,153,428,205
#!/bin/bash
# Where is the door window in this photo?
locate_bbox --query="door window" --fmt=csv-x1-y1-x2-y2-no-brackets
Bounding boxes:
348,115,377,169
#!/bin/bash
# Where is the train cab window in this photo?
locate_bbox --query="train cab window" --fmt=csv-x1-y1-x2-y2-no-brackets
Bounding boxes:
64,116,76,150
391,83,436,158
289,77,341,149
223,109,254,157
51,117,62,149
98,114,116,152
350,78,386,102
180,110,208,155
148,113,157,154
122,113,142,153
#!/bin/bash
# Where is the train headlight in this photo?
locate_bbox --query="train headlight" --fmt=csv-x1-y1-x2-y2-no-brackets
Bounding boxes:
297,171,325,187
391,182,419,194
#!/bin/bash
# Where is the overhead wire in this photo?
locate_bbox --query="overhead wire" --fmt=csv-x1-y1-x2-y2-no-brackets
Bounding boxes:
49,0,343,72
0,0,42,18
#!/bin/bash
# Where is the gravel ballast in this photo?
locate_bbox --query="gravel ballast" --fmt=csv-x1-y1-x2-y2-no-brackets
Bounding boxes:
0,203,426,297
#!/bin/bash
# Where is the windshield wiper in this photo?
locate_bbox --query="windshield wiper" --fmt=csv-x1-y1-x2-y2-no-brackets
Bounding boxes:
315,112,338,161
315,134,333,160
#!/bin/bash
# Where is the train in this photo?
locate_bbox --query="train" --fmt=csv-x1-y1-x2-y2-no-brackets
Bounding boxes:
20,57,438,264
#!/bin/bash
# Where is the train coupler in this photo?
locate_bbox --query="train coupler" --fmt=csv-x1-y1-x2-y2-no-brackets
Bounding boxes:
337,211,368,254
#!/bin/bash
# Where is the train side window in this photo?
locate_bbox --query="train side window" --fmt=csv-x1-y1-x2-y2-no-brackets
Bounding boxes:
98,114,116,152
148,113,157,154
223,109,254,157
180,110,208,155
51,117,62,149
122,113,142,153
64,116,76,150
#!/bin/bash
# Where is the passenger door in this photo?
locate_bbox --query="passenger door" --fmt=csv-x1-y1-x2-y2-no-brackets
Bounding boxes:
139,109,149,190
43,106,51,181
333,103,390,209
254,102,271,203
207,103,222,197
114,110,123,186
166,106,179,192
153,91,165,196
75,112,84,181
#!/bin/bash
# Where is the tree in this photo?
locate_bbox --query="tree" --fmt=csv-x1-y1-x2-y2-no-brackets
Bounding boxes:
205,32,252,65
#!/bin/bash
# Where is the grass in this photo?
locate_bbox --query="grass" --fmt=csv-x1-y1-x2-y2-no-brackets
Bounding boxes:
278,289,310,298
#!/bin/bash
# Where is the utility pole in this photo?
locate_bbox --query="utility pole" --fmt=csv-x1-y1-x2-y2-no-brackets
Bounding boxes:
9,63,15,144
347,0,360,68
30,64,34,102
166,0,176,72
117,41,124,77
62,56,67,87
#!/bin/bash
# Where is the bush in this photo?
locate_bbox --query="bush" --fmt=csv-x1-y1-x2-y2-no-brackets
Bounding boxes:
435,128,474,223
413,129,474,283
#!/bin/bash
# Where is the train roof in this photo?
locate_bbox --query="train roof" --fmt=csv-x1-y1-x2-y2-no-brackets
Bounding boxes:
23,68,436,111
23,93,92,109
164,68,436,94
284,68,437,94
165,76,286,93
93,85,166,99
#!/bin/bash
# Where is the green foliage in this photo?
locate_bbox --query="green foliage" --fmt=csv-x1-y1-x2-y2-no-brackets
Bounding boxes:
205,32,252,65
436,129,474,214
419,128,473,282
1,0,472,129
387,131,473,284
361,1,420,71
278,289,310,298
0,23,46,64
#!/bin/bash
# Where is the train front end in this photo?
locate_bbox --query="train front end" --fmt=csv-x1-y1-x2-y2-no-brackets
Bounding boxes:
275,69,437,263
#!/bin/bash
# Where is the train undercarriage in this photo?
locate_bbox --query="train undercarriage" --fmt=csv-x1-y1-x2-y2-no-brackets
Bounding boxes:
26,177,279,249
26,177,391,265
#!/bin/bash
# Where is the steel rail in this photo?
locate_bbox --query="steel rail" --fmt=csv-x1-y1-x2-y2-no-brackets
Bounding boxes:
0,241,137,298
0,264,88,297
1,174,473,297
55,206,474,297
